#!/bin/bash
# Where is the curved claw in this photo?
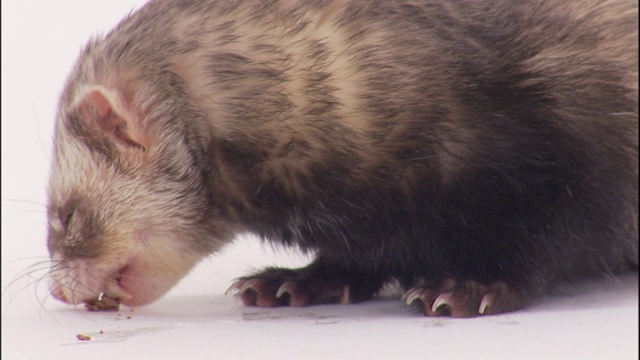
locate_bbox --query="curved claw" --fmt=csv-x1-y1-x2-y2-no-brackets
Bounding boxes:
238,279,262,294
225,278,263,297
431,292,453,313
478,294,493,314
276,281,297,299
339,285,351,304
401,288,424,305
225,279,244,296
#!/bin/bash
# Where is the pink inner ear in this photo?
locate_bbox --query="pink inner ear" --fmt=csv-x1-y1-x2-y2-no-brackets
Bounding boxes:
78,90,146,151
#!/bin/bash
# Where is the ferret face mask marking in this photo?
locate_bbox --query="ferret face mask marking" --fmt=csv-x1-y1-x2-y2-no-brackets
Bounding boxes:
47,86,226,306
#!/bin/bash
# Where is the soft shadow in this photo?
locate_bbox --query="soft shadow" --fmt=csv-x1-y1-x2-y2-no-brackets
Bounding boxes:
106,294,414,321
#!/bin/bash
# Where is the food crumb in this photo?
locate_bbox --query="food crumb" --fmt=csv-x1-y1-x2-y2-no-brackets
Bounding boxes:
99,330,104,334
85,294,121,311
76,334,91,341
126,316,132,319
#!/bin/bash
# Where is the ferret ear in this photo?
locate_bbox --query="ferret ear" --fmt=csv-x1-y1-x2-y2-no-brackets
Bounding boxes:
75,88,149,152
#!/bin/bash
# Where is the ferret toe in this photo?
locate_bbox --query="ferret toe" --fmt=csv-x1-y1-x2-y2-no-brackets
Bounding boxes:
402,279,525,317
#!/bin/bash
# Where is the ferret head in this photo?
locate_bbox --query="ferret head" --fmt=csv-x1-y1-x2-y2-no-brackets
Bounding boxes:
46,57,232,307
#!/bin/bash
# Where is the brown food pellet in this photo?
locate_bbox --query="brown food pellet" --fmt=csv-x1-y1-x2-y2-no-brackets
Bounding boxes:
76,334,91,341
85,294,121,312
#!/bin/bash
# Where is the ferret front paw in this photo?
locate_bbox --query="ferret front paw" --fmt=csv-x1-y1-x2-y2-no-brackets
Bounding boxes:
226,267,353,307
402,279,525,317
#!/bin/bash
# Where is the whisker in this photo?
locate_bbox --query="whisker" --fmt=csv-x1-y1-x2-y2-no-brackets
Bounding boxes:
3,256,51,264
31,103,53,164
32,272,57,321
69,273,83,305
36,290,61,324
2,260,58,297
2,261,57,311
1,199,50,209
2,210,48,218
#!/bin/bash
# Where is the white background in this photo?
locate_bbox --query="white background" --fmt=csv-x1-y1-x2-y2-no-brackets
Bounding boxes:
1,1,638,359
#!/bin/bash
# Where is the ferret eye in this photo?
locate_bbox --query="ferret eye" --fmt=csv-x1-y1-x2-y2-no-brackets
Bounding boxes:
61,209,75,230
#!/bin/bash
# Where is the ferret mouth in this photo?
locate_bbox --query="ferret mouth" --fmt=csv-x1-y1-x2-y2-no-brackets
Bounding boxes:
51,249,198,308
49,262,134,308
101,265,134,301
82,265,134,310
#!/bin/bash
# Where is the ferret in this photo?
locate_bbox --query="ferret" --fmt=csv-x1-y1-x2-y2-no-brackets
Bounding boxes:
46,0,638,317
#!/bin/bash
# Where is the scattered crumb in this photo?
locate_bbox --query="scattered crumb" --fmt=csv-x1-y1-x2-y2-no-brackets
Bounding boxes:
76,334,91,341
99,330,104,334
126,316,132,319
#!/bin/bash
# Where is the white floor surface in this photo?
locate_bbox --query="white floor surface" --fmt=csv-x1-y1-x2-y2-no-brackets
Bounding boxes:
2,1,638,359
